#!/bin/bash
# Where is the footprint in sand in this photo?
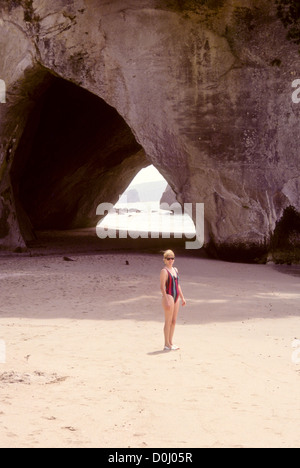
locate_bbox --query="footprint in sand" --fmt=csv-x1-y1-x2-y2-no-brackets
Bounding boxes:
291,339,300,364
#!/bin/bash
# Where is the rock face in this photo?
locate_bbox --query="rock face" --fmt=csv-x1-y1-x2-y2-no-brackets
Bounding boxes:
0,0,300,258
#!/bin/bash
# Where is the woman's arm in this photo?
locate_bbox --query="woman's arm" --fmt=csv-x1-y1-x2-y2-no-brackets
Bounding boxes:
175,269,186,306
160,269,173,309
178,284,186,306
160,269,168,299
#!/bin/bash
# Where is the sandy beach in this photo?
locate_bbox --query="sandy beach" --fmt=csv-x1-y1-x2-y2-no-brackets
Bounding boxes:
0,234,299,448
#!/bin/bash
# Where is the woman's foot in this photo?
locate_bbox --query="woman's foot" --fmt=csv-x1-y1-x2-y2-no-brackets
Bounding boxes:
171,344,180,350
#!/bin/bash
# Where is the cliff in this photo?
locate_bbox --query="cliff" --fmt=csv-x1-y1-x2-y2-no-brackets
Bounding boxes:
0,0,300,260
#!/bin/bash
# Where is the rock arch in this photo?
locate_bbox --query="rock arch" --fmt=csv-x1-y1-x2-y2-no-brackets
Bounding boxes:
0,65,149,248
10,71,148,242
1,1,300,259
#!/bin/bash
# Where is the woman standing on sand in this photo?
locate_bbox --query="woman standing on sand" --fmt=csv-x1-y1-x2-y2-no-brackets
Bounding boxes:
160,250,186,350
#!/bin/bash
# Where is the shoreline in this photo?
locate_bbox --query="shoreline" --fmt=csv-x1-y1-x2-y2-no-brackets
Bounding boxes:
1,228,206,258
1,229,300,277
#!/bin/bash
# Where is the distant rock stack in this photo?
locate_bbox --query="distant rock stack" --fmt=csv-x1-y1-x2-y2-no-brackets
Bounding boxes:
160,185,177,209
126,189,140,204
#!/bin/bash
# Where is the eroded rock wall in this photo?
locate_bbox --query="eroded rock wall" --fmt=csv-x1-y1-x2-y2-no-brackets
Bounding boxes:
11,75,145,231
0,0,300,256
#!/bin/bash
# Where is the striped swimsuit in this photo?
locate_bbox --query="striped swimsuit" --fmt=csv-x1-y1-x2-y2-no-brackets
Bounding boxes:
165,268,179,303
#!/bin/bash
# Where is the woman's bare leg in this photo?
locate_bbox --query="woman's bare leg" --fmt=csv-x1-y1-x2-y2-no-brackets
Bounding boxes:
169,299,180,346
163,295,174,348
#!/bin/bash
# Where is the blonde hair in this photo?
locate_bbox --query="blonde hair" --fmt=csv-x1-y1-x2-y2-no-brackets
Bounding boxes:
163,249,175,259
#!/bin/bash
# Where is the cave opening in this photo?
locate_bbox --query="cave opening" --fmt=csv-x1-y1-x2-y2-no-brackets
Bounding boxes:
9,72,196,254
97,164,197,243
10,73,150,251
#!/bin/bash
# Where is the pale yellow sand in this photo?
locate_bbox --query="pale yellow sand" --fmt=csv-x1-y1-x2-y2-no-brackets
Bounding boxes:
0,252,299,448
